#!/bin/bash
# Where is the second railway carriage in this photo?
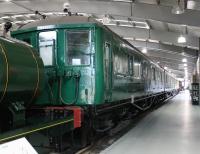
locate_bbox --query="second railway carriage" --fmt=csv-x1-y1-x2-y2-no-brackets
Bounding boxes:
11,16,179,137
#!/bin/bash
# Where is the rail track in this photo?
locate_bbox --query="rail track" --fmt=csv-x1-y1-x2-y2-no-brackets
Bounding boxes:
75,96,176,154
75,109,156,154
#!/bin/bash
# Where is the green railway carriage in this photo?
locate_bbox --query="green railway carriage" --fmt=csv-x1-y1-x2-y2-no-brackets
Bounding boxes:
8,17,179,145
0,16,179,151
11,16,178,109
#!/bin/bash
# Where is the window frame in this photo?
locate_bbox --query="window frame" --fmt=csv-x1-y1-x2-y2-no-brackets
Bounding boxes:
38,30,57,67
133,58,141,79
113,46,129,76
152,67,156,81
128,55,134,76
65,29,93,66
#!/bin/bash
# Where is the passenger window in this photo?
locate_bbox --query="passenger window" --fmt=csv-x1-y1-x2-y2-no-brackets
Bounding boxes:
156,70,158,81
128,55,133,76
39,31,56,66
66,30,91,66
148,66,151,79
142,62,147,78
152,68,156,80
160,72,163,82
156,70,159,81
165,75,168,83
113,49,128,75
134,60,141,78
105,43,110,61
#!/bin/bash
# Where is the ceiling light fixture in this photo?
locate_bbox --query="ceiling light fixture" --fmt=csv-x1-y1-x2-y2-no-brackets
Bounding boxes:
141,41,148,54
171,0,185,14
142,48,147,54
112,0,132,2
103,23,116,26
102,15,111,24
185,70,188,75
148,39,159,43
172,5,184,14
134,38,146,42
123,37,134,40
182,58,187,62
178,35,186,43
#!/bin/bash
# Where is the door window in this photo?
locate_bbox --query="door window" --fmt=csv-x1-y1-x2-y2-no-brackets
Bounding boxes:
39,31,56,66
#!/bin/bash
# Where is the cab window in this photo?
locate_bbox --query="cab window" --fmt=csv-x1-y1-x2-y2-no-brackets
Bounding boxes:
39,31,56,66
66,30,91,66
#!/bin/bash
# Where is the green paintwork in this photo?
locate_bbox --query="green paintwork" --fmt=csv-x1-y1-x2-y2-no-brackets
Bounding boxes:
12,23,99,106
11,20,179,107
94,27,104,104
0,37,45,106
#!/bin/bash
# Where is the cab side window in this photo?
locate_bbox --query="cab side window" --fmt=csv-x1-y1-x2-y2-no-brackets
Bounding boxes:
39,31,56,66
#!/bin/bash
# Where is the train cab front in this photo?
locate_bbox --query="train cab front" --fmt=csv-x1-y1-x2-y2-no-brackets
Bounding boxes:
38,28,95,106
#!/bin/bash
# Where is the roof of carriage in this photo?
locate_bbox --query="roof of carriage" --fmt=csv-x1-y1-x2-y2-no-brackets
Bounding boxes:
17,16,97,31
11,16,172,76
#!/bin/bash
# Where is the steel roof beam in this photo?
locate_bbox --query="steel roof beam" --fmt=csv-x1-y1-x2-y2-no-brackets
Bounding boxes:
1,0,200,28
70,0,200,27
108,25,199,49
153,59,195,71
128,40,198,58
150,56,195,70
146,50,196,65
0,1,199,49
150,55,195,66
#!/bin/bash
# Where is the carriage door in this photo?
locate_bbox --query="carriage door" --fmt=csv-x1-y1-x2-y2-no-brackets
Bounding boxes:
104,43,112,100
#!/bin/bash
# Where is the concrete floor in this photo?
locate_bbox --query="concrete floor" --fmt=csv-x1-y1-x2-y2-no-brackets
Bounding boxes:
101,90,200,154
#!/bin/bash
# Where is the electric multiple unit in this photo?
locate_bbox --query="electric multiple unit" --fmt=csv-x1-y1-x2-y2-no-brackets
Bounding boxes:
0,16,179,153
